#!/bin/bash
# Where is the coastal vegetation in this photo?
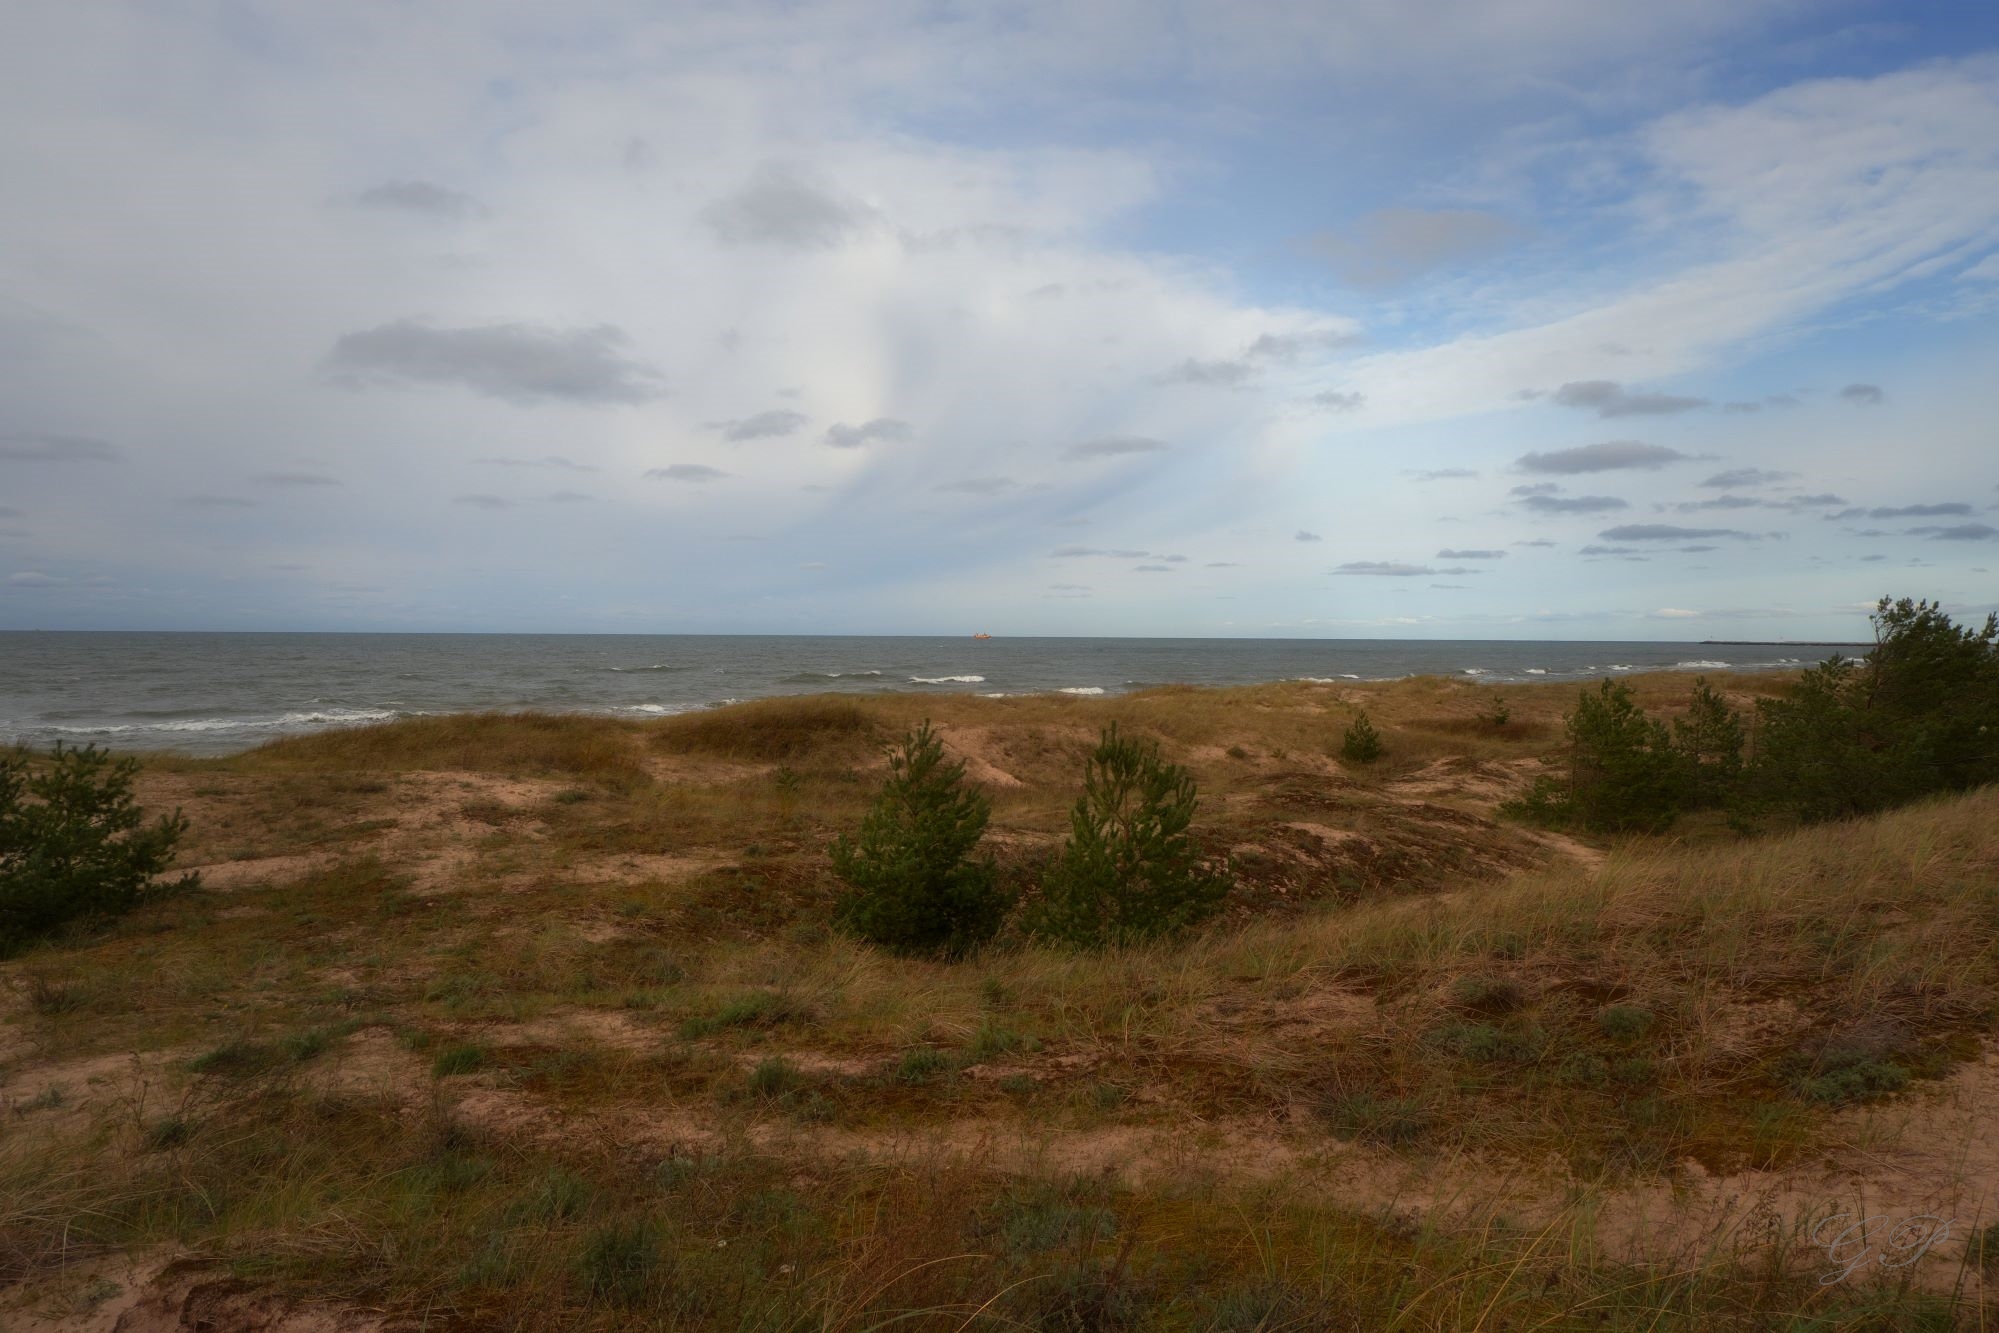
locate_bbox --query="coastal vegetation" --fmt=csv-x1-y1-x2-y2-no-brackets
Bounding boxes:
1,617,1997,1327
1514,596,1999,834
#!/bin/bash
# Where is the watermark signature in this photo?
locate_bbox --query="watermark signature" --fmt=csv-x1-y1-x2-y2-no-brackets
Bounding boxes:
1811,1212,1954,1284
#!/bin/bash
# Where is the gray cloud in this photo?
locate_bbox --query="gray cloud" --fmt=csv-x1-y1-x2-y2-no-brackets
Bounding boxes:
824,418,912,449
178,495,256,508
546,491,595,503
1722,401,1762,414
354,180,482,219
1156,357,1254,387
1870,503,1973,518
1295,530,1322,542
1550,380,1708,417
1310,390,1365,412
1052,546,1151,559
1910,523,1998,540
1513,539,1557,547
644,464,728,482
1301,208,1521,288
326,320,664,405
701,165,863,249
474,455,597,472
1133,564,1174,572
1437,548,1505,559
1598,524,1758,541
253,471,338,486
1701,468,1793,488
453,494,513,510
1517,441,1690,473
1409,467,1476,481
1841,383,1886,405
1510,482,1561,496
935,477,1016,496
1519,493,1629,514
1673,495,1765,512
1333,561,1437,576
1066,436,1168,460
1578,545,1642,556
0,433,120,463
712,409,809,441
7,572,66,587
1246,329,1361,361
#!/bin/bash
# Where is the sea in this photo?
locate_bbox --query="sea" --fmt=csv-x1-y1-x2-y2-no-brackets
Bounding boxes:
0,632,1866,757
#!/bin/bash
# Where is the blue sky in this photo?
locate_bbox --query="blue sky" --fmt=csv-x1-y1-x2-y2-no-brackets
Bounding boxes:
2,1,1996,639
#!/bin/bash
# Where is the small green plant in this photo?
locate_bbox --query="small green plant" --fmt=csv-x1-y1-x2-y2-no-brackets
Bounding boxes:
896,1047,953,1084
830,721,1011,959
1320,1091,1430,1146
677,989,810,1039
578,1220,665,1306
1,742,199,953
1597,1005,1655,1043
1477,694,1512,728
1339,713,1384,764
431,1044,487,1078
1027,724,1230,949
745,1056,803,1101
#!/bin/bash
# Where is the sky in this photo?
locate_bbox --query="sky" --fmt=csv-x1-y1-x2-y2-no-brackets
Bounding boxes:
3,1,1998,640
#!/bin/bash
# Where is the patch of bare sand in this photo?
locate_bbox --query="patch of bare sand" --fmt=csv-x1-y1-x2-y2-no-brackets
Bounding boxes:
930,726,1025,789
487,1008,666,1055
555,853,721,886
26,1256,390,1333
1587,1043,1999,1284
1385,756,1532,808
182,853,336,891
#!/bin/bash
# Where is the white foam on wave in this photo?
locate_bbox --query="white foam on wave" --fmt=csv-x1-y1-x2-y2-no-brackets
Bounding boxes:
1294,677,1339,684
1525,668,1547,675
1676,659,1730,670
1462,668,1489,676
1056,686,1105,695
1608,664,1634,671
909,675,985,684
46,707,401,735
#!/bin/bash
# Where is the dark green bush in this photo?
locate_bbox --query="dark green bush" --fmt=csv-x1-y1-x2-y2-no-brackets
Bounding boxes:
1750,598,1999,820
1027,724,1230,949
1,742,198,953
1672,677,1744,809
1513,680,1683,833
830,720,1011,959
1339,712,1384,763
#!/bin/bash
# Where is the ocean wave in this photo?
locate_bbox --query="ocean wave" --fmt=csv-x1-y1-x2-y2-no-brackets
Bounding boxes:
909,675,985,684
1461,668,1489,676
1294,677,1340,684
1608,664,1634,671
1524,668,1547,675
780,670,883,683
1675,659,1730,670
1055,686,1105,695
44,707,401,736
608,664,687,673
624,702,705,715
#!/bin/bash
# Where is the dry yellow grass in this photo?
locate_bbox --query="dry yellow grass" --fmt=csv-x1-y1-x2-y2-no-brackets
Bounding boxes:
2,675,1994,1329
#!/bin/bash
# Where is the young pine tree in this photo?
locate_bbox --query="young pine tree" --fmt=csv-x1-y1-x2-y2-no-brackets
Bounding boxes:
1671,677,1745,810
830,721,1009,958
1516,680,1684,833
1340,712,1385,764
1,743,198,953
1029,724,1230,949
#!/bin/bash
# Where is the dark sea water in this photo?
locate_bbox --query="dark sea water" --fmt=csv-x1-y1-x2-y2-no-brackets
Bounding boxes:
0,632,1862,757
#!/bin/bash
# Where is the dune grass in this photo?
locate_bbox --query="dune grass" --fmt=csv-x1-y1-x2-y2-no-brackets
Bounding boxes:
3,675,1995,1327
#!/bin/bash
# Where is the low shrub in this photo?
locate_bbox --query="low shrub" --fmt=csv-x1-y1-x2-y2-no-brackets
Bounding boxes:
1339,713,1384,764
830,721,1010,959
1027,724,1229,949
1,743,198,953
